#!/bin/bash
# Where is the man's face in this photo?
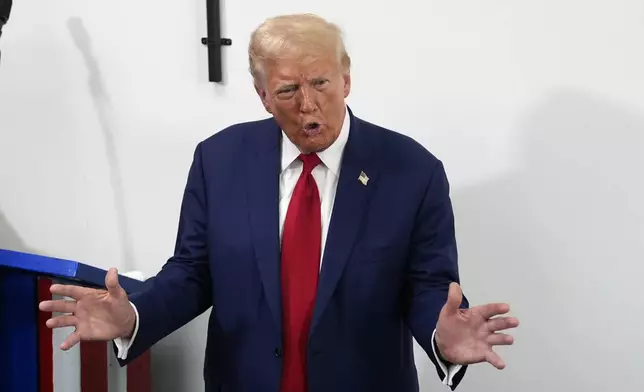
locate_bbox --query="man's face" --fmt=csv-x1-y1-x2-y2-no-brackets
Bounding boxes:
256,55,351,154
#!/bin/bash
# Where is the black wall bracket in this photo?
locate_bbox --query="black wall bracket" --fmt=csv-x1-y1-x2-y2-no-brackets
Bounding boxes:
201,0,231,83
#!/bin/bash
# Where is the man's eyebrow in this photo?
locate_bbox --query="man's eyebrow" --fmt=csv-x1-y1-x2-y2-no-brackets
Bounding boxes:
276,83,298,92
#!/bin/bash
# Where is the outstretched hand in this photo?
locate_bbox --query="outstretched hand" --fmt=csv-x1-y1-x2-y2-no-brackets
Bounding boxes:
435,282,519,369
38,268,136,350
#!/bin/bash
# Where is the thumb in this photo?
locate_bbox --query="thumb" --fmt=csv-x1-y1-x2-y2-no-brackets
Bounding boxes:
444,282,463,315
105,268,123,298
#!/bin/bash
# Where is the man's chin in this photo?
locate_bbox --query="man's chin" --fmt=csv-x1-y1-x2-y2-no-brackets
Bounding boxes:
299,143,328,154
295,133,324,152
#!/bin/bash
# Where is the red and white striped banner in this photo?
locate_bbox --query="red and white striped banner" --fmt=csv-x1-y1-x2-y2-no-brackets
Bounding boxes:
38,278,151,392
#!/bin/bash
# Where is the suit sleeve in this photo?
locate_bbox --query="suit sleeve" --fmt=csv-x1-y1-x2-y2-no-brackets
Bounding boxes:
116,142,212,365
403,159,468,390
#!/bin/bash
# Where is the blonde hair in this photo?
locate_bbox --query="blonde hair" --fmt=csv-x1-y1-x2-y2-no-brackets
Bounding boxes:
248,13,351,84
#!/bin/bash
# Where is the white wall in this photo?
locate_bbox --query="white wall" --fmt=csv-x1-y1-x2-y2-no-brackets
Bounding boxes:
1,0,643,391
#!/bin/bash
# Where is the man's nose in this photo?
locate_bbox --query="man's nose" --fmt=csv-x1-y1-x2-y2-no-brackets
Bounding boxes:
298,86,316,113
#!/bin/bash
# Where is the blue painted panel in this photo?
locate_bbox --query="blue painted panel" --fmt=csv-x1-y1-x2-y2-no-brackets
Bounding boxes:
75,261,145,294
0,249,77,278
0,269,39,392
0,249,145,294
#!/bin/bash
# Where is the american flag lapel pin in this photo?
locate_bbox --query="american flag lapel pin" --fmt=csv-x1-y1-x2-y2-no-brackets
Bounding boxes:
358,171,369,186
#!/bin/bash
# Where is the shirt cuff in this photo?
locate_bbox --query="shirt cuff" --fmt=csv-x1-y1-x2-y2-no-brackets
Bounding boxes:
113,301,140,360
431,328,463,386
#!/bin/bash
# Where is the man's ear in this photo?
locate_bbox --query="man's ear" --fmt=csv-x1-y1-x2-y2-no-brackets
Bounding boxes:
254,84,272,114
343,73,351,98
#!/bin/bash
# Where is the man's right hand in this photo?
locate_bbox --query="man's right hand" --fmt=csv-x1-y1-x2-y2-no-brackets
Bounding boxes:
39,268,136,350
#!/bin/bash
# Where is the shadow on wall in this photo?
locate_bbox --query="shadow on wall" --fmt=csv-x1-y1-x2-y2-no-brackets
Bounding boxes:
417,90,644,392
67,17,135,272
67,17,210,392
0,209,31,253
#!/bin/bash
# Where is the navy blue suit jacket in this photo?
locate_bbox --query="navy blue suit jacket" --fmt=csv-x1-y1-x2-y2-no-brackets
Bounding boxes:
119,109,469,392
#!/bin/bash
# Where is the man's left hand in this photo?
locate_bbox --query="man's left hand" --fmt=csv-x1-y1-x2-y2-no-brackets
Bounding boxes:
435,282,519,369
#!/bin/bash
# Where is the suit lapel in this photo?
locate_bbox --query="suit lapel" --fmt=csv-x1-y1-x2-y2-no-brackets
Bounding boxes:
310,113,380,334
244,119,283,333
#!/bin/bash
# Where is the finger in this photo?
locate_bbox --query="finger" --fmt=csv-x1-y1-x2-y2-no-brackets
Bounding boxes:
105,268,123,298
487,332,514,346
45,314,78,329
61,331,82,351
444,282,463,315
39,299,77,314
476,302,511,319
485,350,506,370
50,284,94,300
487,316,520,332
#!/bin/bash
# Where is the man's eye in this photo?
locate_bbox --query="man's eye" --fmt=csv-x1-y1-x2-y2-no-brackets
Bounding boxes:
313,79,328,86
278,87,297,95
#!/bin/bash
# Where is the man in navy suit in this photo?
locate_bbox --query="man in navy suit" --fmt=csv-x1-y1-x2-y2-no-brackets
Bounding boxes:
40,13,519,392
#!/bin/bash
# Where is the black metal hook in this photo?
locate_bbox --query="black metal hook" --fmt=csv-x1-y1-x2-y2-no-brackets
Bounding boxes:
201,38,232,46
201,0,231,83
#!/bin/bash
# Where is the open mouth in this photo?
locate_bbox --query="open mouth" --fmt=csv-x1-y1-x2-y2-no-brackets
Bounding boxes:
303,122,322,136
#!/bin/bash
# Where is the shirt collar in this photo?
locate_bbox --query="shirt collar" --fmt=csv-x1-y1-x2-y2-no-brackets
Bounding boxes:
280,106,350,176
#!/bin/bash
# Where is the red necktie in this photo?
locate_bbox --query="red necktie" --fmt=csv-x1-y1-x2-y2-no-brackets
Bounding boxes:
280,153,322,392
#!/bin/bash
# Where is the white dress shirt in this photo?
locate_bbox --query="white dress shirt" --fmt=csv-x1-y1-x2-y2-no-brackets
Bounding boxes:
278,108,349,263
115,107,461,386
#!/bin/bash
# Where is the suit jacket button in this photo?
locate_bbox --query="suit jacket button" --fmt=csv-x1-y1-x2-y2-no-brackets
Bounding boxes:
274,347,282,357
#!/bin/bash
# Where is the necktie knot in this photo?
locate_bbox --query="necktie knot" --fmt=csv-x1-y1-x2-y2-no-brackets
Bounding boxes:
298,153,321,174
